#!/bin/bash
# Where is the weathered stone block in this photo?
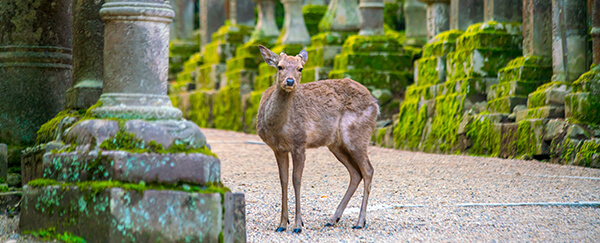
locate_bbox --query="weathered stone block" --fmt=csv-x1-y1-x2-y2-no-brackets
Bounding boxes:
527,82,570,108
328,69,412,94
516,106,565,122
565,92,600,125
487,81,543,101
21,143,63,186
333,53,413,71
223,192,247,243
43,150,220,185
0,144,6,182
21,185,225,242
486,96,528,113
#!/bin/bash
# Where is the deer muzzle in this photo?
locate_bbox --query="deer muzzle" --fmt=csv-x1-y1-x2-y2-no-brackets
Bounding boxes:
286,78,294,86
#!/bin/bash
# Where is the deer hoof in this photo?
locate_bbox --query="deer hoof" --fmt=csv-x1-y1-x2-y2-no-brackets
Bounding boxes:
324,223,334,227
292,228,302,234
352,225,364,230
275,227,286,232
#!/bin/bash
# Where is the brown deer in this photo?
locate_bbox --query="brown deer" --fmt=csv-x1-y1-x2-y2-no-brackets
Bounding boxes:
256,45,378,233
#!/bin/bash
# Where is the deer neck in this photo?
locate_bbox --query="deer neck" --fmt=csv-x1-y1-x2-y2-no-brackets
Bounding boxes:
263,87,294,130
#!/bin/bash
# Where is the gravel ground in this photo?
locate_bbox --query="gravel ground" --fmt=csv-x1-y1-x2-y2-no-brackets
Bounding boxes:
2,128,599,242
206,129,600,242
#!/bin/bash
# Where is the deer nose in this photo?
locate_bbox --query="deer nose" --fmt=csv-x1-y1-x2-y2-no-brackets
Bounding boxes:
286,78,294,86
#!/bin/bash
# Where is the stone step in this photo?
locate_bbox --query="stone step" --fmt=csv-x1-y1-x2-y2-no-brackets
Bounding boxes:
21,184,245,242
516,106,565,122
497,65,552,83
527,83,570,108
565,92,600,125
487,80,545,101
333,53,413,71
43,151,220,186
328,69,411,93
486,96,528,113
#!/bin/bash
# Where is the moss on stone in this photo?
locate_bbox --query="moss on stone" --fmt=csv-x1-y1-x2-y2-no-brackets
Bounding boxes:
423,94,465,153
422,30,464,57
302,5,327,36
243,91,264,134
98,130,217,157
36,110,80,145
465,115,501,156
213,85,243,132
393,101,428,150
23,227,86,243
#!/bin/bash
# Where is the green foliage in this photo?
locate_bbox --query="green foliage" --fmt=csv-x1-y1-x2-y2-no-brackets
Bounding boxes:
99,130,217,157
213,85,243,132
425,94,464,152
0,185,9,192
302,5,327,36
393,101,428,150
24,227,86,243
28,178,60,187
36,110,79,145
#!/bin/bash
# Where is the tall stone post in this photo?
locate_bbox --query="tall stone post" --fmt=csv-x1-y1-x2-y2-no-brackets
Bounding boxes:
484,0,522,22
250,0,281,44
0,0,73,146
279,0,312,45
418,0,450,41
96,0,181,120
319,0,362,33
305,0,328,4
67,0,105,110
404,0,428,46
169,0,195,40
522,0,552,57
359,0,385,36
551,0,588,82
451,0,484,30
235,0,257,27
593,0,600,66
200,0,227,49
0,144,6,183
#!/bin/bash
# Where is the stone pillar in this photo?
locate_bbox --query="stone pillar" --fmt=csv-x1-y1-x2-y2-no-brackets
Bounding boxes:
591,0,600,65
250,0,281,43
418,0,451,41
236,0,257,27
523,0,552,57
359,0,385,36
0,144,6,183
404,0,428,46
450,0,484,30
319,0,362,32
551,0,588,82
200,0,227,49
0,0,73,146
279,0,311,45
96,0,181,120
66,0,105,110
484,0,523,22
305,0,328,4
169,0,195,40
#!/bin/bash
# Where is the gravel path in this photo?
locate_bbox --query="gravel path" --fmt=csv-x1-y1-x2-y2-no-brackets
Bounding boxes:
2,128,599,242
205,128,600,242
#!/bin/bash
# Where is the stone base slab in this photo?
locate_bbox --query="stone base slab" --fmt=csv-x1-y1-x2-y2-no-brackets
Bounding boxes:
516,106,565,122
43,150,220,185
20,185,246,242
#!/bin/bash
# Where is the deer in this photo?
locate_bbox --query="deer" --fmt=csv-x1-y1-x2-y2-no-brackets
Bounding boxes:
256,45,378,233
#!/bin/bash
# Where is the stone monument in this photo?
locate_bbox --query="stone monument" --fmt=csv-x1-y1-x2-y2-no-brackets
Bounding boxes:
418,0,451,41
20,0,246,241
403,0,428,46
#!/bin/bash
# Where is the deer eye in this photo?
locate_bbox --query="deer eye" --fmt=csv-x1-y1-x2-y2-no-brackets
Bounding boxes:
298,68,303,72
277,66,283,71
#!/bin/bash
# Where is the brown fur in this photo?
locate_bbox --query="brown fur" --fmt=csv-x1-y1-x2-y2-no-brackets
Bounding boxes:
256,45,378,232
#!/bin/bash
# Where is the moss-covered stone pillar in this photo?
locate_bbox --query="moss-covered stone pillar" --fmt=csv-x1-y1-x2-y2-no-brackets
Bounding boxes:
235,0,258,27
418,0,450,41
200,0,226,49
0,144,6,184
358,0,384,36
169,0,195,40
301,0,361,82
280,0,312,45
551,0,588,82
20,0,246,241
250,0,281,44
0,0,73,146
450,0,484,31
483,0,522,22
404,0,428,46
564,0,599,126
67,0,105,110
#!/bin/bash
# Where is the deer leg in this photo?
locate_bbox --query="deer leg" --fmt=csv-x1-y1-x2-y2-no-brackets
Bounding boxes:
325,145,362,227
348,149,373,229
291,147,306,233
274,151,289,232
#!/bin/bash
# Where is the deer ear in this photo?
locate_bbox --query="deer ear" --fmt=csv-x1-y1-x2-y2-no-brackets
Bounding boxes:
298,49,308,65
258,45,279,67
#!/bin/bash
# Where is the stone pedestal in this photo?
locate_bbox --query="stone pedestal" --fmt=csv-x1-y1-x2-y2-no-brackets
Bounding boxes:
20,0,246,241
279,0,311,45
170,0,195,40
302,0,361,83
250,0,282,44
67,0,105,110
551,0,589,82
418,0,450,41
235,0,258,27
0,0,73,146
450,0,484,31
358,0,384,36
404,0,428,46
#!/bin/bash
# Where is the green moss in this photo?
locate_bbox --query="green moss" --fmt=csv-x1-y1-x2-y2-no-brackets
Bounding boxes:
466,115,500,156
425,94,464,152
422,30,464,57
384,2,403,31
23,227,86,243
213,85,243,132
573,139,600,167
188,90,215,128
99,130,217,157
302,5,327,36
393,101,428,150
28,179,230,196
243,91,264,134
565,92,600,126
36,110,80,145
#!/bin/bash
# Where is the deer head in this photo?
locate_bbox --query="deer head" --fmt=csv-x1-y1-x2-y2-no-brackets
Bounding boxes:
258,45,308,92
